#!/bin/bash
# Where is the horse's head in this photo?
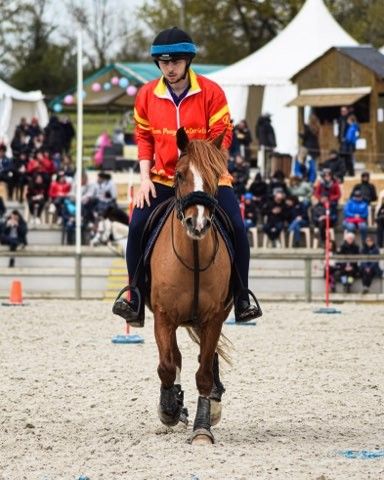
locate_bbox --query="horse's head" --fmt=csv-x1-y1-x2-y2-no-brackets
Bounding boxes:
174,127,227,240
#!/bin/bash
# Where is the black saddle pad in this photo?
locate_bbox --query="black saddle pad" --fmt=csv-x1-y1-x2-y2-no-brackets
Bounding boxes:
143,200,234,267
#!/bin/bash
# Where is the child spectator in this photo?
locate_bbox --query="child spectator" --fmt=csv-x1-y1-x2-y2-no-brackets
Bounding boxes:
342,189,368,243
285,195,309,247
311,194,337,245
262,189,287,247
360,236,382,294
335,232,360,293
48,173,71,222
243,193,258,231
0,210,28,267
26,173,48,223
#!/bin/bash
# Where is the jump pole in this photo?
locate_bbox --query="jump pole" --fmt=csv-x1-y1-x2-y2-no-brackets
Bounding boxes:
314,199,341,314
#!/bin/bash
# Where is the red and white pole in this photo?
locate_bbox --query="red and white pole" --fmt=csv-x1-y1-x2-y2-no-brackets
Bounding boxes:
240,195,245,220
324,200,331,307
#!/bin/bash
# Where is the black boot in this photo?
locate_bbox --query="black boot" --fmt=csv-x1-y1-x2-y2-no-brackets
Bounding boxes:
234,290,263,322
112,286,144,327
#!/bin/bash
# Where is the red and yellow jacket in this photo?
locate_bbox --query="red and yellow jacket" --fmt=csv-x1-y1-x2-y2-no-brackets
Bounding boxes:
134,69,233,186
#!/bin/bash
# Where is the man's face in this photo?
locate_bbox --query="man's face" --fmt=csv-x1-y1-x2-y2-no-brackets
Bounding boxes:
366,238,374,248
158,58,188,85
362,175,369,183
341,107,348,116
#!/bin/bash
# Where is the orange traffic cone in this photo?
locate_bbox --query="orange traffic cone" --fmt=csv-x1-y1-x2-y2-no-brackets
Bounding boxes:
2,280,25,306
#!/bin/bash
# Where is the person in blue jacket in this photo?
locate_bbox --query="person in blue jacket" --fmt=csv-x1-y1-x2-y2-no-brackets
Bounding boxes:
342,189,368,243
343,114,360,176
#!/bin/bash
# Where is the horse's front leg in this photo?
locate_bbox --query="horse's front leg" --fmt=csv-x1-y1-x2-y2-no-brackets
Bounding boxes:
154,310,181,426
191,321,223,445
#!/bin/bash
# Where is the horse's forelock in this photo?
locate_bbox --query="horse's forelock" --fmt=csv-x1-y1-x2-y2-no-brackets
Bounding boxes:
186,140,226,193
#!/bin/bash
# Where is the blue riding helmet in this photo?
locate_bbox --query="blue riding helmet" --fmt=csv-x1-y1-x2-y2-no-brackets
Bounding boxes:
243,193,253,201
150,27,197,61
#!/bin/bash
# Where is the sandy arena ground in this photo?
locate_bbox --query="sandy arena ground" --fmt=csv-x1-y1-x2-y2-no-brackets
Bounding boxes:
1,300,383,480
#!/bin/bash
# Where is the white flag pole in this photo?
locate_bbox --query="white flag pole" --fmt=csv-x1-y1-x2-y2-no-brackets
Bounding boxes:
75,31,83,298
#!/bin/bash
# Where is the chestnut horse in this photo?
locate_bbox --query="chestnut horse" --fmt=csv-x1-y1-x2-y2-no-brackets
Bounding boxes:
150,128,232,445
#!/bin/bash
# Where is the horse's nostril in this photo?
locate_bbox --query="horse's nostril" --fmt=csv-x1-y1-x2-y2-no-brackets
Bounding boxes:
185,217,194,228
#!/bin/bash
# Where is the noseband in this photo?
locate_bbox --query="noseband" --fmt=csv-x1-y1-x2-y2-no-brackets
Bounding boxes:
174,171,218,222
175,190,218,222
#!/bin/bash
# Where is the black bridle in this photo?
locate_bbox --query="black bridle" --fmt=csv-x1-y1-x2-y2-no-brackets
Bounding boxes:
173,169,220,324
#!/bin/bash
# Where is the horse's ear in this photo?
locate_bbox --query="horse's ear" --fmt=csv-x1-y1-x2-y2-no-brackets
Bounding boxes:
212,129,226,150
176,127,189,152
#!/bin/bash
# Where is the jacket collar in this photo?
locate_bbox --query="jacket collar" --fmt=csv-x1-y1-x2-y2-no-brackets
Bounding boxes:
153,69,201,99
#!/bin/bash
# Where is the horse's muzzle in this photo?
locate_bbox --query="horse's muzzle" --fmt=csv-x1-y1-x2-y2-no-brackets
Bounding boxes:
185,215,212,239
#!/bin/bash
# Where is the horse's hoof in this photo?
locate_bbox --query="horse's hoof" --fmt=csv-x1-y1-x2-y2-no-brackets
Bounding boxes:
190,428,214,445
157,404,180,427
210,400,222,426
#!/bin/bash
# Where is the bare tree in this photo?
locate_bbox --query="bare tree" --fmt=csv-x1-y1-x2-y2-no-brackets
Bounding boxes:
0,0,31,76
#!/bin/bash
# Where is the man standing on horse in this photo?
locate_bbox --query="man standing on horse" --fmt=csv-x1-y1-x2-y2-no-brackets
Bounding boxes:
113,27,261,326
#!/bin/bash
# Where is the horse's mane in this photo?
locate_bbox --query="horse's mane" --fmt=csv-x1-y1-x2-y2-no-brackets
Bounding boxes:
185,140,227,194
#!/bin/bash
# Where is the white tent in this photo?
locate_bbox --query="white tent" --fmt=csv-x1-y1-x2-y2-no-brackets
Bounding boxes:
208,0,358,154
0,78,48,144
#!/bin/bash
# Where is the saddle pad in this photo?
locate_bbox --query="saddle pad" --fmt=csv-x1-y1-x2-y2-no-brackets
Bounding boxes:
144,201,234,267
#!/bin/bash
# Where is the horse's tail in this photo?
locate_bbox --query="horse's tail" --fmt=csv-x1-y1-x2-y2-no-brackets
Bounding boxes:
186,326,232,365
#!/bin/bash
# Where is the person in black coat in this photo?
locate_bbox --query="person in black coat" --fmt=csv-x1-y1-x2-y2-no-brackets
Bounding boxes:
375,198,384,248
0,210,28,267
255,114,276,149
44,116,65,156
359,236,382,293
262,189,287,246
350,172,377,205
318,150,346,183
311,193,337,244
234,119,252,161
300,113,320,159
248,172,268,213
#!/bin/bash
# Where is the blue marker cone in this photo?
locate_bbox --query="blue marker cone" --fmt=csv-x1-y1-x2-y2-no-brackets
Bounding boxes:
111,323,144,344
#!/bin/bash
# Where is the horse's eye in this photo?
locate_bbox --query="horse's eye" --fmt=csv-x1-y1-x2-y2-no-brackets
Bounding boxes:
175,172,184,182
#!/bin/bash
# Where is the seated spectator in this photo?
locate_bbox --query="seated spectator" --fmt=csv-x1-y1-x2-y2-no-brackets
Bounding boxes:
335,232,360,293
285,195,309,247
350,172,377,205
82,172,117,225
360,236,382,294
268,169,289,197
27,117,42,141
48,173,71,222
29,133,44,154
342,189,368,243
248,172,268,213
26,173,48,223
311,194,337,245
314,169,341,222
375,196,384,248
0,144,16,200
243,193,258,231
229,154,249,200
11,129,30,162
14,151,29,203
288,175,312,206
293,147,317,184
0,210,28,267
318,150,346,183
262,189,287,247
60,154,75,179
233,120,252,162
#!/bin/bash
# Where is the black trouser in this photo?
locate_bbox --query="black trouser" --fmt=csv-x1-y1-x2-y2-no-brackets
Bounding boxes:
360,268,376,288
377,220,384,248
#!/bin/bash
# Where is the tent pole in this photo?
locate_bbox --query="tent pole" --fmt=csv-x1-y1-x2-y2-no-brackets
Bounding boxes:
75,31,83,300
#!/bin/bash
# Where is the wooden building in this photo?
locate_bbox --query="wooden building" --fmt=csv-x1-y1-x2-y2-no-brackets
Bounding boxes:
288,46,384,170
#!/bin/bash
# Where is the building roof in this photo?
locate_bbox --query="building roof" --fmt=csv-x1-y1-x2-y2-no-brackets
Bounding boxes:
336,46,384,79
50,62,224,109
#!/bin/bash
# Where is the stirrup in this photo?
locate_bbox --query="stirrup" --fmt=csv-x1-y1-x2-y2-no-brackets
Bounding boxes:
235,289,263,322
112,285,144,327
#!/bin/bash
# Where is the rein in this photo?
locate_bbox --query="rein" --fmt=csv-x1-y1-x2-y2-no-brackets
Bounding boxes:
171,184,220,324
